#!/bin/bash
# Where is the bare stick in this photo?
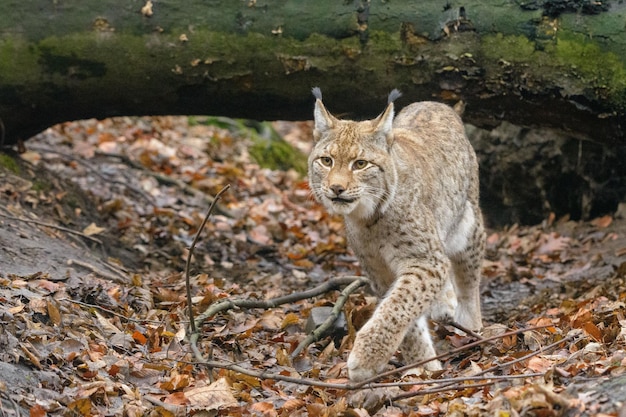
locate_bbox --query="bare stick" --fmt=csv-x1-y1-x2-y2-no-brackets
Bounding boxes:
291,276,368,358
448,321,488,341
188,323,563,392
186,184,230,334
352,324,554,388
389,332,579,402
58,298,164,324
0,212,103,245
193,275,368,327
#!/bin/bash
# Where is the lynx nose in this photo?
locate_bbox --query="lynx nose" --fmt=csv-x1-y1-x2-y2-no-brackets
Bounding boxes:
330,184,345,196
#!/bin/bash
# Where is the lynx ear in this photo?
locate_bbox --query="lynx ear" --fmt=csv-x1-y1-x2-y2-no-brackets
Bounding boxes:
312,87,337,140
371,89,401,147
372,101,395,147
374,88,402,139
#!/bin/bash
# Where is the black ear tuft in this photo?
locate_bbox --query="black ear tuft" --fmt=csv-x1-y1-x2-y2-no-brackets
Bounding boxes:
312,87,323,101
387,89,402,104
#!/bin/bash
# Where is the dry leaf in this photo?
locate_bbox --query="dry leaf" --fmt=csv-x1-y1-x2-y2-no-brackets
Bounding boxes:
94,311,122,336
250,401,276,416
68,398,92,416
132,330,147,345
591,215,613,228
47,299,62,326
29,404,47,417
82,222,106,236
185,377,238,411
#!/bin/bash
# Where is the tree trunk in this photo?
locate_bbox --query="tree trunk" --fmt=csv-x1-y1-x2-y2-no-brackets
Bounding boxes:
1,0,625,146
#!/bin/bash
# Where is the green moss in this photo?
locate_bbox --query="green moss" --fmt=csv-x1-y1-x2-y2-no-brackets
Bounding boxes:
479,32,626,109
249,127,308,175
553,34,626,107
31,179,51,192
0,153,20,174
481,33,537,62
201,116,307,175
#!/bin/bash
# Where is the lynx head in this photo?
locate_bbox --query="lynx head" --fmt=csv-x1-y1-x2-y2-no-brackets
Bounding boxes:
308,88,401,219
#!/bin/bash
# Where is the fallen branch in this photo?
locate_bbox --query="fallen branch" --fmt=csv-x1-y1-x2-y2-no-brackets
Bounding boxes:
291,276,369,358
0,212,102,245
193,275,368,327
389,331,581,402
186,184,230,334
188,323,565,393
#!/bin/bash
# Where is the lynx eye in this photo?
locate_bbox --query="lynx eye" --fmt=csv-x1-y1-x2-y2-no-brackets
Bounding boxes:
319,156,333,167
352,160,368,170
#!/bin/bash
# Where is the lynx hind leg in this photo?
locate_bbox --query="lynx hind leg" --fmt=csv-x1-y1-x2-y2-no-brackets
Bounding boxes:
400,316,442,373
450,209,485,331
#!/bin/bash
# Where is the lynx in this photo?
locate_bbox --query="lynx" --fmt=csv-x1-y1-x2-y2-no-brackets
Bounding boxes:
308,88,485,382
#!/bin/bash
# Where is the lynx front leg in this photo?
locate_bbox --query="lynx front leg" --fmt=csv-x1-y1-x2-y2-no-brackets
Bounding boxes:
347,267,446,382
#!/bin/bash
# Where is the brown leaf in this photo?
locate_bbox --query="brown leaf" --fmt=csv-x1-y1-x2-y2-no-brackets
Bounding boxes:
536,232,570,255
29,404,47,417
281,398,305,412
132,330,147,345
47,300,62,326
591,215,613,228
281,312,300,329
82,222,106,236
68,398,92,416
581,321,602,342
250,401,277,416
527,356,554,373
160,372,191,392
185,377,238,411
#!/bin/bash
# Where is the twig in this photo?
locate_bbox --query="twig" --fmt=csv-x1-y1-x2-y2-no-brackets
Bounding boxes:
389,332,579,401
480,333,581,376
291,276,368,358
58,297,164,324
193,275,368,327
354,324,554,387
0,212,103,245
186,184,230,334
67,258,127,283
188,324,559,393
449,321,488,341
0,389,22,417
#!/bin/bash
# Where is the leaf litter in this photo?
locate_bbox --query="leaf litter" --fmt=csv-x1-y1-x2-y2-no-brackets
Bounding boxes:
0,116,625,416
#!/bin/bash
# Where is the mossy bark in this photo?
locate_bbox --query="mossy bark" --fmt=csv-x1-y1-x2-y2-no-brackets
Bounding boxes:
0,0,625,146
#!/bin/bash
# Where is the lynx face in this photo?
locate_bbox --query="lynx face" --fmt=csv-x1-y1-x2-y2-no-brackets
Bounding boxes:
308,99,398,219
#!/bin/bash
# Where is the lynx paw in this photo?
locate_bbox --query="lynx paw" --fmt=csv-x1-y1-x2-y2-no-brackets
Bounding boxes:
430,281,457,323
347,349,385,382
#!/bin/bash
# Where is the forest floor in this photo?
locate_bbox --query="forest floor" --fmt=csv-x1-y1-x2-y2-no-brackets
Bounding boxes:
1,117,625,417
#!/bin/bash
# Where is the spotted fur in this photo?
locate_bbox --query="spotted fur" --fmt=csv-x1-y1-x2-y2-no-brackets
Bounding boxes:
308,89,485,382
